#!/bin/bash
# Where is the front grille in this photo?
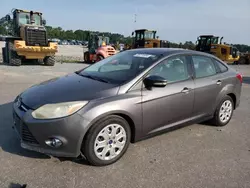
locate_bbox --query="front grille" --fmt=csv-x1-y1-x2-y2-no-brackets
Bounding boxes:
26,27,48,46
21,123,39,145
107,47,116,56
13,100,39,145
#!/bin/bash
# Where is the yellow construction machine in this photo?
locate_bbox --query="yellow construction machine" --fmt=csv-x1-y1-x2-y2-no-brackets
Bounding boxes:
0,9,58,66
195,35,240,64
238,52,250,65
131,29,169,49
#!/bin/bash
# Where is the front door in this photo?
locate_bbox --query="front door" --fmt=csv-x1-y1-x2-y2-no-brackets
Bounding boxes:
142,55,195,135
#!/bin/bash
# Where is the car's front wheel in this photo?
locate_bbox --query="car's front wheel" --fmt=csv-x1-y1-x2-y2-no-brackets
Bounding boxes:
212,95,234,126
83,115,131,166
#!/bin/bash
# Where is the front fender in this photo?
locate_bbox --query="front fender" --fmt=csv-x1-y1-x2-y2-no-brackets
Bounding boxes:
76,92,143,146
96,50,106,58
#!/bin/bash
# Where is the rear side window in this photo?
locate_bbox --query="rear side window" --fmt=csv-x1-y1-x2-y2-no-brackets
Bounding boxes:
214,59,228,73
192,56,217,78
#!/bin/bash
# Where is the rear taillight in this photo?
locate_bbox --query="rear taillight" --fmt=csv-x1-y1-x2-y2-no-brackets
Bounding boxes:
236,73,243,83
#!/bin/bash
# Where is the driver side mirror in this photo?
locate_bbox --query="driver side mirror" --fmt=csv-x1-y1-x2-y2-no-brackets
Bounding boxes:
132,32,134,36
42,19,46,25
143,75,167,90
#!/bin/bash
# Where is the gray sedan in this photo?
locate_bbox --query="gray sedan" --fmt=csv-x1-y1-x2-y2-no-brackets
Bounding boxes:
12,48,242,166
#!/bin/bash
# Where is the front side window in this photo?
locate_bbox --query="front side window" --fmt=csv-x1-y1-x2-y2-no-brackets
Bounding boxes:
192,55,217,78
79,51,162,84
147,55,190,83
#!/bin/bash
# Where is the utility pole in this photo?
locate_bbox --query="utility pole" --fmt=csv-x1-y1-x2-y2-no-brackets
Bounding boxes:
134,13,137,31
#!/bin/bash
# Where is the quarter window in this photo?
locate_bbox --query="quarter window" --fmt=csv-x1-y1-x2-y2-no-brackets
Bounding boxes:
214,59,228,73
192,56,217,78
147,55,189,83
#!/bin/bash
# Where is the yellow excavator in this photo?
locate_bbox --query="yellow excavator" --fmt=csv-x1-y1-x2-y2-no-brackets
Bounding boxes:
0,8,58,66
131,29,169,49
195,35,240,64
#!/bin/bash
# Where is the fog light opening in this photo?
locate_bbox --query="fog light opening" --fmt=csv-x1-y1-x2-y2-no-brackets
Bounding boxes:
45,138,63,148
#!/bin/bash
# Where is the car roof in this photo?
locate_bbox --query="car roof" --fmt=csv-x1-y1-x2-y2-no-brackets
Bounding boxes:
127,48,216,59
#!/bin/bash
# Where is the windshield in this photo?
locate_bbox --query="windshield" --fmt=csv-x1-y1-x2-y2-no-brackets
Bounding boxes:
211,37,219,44
144,31,155,39
79,50,162,84
135,31,155,40
199,36,219,46
19,12,41,25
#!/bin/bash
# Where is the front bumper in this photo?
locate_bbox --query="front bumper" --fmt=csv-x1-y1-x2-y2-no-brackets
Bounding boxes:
14,40,58,59
12,101,90,158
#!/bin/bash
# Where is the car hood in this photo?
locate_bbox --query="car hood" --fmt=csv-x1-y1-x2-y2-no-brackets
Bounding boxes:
20,73,119,109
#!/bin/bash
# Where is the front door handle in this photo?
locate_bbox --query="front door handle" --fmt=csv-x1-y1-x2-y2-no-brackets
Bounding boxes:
216,80,222,85
181,87,190,93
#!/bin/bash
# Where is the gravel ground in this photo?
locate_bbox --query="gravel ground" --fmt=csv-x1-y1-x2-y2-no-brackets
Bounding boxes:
0,63,250,188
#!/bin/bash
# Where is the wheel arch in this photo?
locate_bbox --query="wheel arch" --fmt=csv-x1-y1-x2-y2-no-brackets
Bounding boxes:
96,50,105,58
80,111,137,153
227,93,236,109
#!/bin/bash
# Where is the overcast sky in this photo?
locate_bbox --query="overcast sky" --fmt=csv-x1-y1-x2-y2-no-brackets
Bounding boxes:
1,0,250,45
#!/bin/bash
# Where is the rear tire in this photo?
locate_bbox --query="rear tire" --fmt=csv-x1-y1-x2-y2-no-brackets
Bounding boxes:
83,115,131,166
44,56,55,66
211,95,234,127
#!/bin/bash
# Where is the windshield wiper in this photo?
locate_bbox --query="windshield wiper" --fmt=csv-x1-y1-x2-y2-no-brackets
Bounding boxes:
78,73,110,83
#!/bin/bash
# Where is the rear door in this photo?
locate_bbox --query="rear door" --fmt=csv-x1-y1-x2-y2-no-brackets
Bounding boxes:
191,55,224,117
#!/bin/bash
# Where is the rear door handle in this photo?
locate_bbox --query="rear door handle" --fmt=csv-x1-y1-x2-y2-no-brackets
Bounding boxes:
181,87,191,93
216,80,222,85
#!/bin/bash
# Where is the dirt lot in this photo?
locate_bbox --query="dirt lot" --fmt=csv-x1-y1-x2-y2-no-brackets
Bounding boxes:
0,63,250,188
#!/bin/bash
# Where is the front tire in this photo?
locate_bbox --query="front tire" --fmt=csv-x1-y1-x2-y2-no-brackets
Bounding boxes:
211,95,234,127
7,41,22,66
44,56,55,66
84,51,90,63
83,115,131,166
2,47,6,64
96,54,104,62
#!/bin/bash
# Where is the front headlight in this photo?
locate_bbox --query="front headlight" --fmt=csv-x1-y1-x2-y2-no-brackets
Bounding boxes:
31,101,88,119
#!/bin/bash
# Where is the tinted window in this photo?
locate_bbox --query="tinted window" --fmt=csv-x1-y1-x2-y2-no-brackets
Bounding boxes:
214,59,228,73
147,55,189,83
192,56,216,78
79,50,162,84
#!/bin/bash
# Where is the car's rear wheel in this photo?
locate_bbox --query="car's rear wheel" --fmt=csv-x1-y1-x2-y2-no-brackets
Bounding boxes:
83,115,131,166
211,95,234,126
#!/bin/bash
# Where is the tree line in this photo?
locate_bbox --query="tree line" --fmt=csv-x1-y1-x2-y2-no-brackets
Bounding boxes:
0,24,249,52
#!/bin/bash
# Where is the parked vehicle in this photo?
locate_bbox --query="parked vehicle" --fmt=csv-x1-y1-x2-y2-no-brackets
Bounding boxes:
12,48,242,166
83,32,116,63
195,35,240,64
0,9,58,66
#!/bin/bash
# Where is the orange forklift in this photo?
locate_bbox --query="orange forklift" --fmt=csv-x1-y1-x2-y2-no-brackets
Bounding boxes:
83,32,117,63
